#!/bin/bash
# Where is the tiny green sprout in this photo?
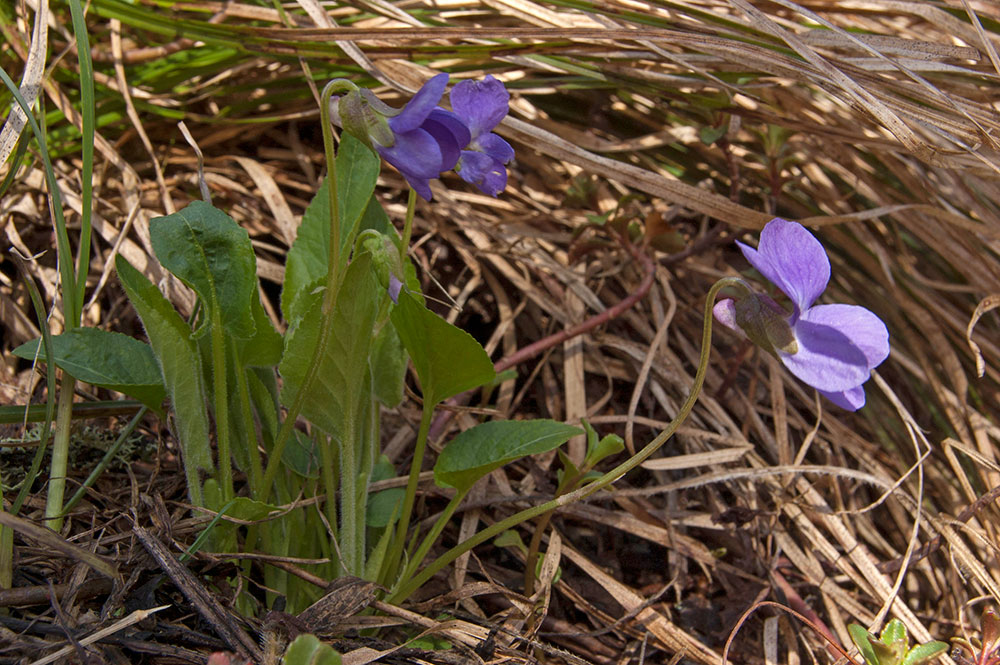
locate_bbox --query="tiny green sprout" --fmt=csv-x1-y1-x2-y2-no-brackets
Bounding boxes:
848,619,948,665
952,608,1000,665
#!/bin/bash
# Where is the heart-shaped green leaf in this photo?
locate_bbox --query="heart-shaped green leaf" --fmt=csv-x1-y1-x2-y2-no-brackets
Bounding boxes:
390,291,495,407
150,201,256,339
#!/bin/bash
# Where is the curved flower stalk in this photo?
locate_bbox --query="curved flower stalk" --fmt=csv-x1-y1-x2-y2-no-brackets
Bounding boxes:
450,75,515,196
334,73,470,200
714,218,889,410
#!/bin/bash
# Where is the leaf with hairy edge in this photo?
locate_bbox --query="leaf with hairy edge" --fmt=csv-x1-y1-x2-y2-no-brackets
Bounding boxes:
390,291,495,407
849,624,880,665
279,252,380,438
116,255,214,506
14,328,165,412
435,420,583,494
282,134,381,323
902,643,948,665
150,201,256,339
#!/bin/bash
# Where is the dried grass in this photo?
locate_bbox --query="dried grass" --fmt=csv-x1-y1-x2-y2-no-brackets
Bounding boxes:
2,0,1000,662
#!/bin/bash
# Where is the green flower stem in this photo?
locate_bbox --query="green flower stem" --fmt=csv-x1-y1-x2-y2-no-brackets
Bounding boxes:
210,311,234,501
381,404,434,586
44,373,77,530
399,188,417,253
396,487,470,587
386,278,734,605
259,79,351,503
524,466,581,597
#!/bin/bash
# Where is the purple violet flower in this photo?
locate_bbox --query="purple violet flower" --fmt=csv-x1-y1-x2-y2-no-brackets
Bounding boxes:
336,73,471,201
713,218,889,410
450,75,515,197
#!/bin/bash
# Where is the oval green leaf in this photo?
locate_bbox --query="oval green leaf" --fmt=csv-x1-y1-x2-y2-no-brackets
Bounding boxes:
902,642,948,665
434,419,583,494
13,328,165,412
282,634,341,665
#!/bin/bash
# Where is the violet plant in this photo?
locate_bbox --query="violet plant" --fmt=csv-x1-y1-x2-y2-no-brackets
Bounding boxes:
11,68,896,660
14,73,566,618
713,218,890,409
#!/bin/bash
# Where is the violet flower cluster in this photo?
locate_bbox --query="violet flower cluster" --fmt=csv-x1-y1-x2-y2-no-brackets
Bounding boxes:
713,218,889,410
334,73,514,200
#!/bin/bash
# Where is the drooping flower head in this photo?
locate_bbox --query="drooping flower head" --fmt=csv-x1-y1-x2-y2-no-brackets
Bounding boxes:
450,75,515,197
713,218,889,410
335,73,471,201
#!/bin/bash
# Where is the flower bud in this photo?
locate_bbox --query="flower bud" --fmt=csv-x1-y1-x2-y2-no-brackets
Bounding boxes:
733,292,798,355
337,89,396,149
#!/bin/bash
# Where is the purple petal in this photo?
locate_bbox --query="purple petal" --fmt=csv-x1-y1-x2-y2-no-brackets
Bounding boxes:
818,385,867,411
477,163,508,197
451,75,509,138
423,109,470,172
389,73,449,134
476,132,515,164
456,150,507,196
400,171,433,201
713,299,746,337
737,219,830,320
778,304,884,392
456,150,494,184
378,129,442,179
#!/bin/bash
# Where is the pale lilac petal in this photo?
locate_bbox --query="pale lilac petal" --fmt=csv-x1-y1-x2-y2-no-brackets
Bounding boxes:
778,314,872,392
713,299,744,336
818,385,867,411
390,73,449,133
800,304,889,369
737,219,830,319
451,75,509,138
388,274,403,304
476,132,515,164
378,129,442,179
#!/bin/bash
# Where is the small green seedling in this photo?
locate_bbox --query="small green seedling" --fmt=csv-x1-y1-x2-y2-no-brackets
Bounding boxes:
953,608,1000,665
848,619,948,665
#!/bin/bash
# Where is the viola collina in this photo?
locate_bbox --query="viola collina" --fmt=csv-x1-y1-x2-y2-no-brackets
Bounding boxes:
332,73,513,200
713,219,889,410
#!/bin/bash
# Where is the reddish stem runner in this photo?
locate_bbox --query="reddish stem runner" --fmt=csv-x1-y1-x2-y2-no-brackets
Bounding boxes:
427,236,657,442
